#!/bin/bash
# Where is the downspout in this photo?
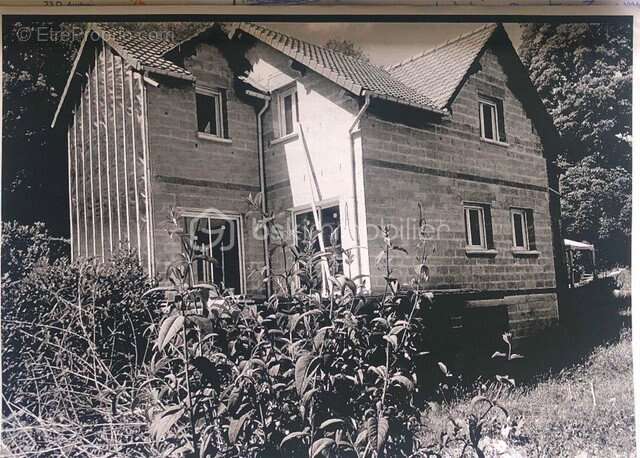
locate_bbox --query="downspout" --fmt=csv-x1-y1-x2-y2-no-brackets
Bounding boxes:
349,94,370,284
246,89,272,297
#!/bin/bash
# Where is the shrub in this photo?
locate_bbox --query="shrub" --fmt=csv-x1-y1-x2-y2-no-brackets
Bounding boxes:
1,223,160,455
143,199,433,457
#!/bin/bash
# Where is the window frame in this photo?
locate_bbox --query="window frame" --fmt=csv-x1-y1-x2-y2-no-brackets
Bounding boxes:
180,209,246,294
464,204,488,249
275,84,299,139
195,85,227,140
291,202,343,292
511,208,529,251
478,95,506,144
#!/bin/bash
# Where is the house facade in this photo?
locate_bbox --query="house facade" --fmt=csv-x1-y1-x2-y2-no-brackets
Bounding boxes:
53,22,566,339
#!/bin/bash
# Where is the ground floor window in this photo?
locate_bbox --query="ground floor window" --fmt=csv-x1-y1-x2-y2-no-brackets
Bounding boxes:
511,208,536,250
183,213,244,293
294,204,342,274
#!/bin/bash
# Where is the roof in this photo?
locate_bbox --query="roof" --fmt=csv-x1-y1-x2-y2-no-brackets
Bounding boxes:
52,23,195,127
92,23,194,80
232,23,444,114
387,24,498,109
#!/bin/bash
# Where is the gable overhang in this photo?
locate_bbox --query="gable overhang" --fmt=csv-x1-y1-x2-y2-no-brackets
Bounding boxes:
51,29,92,129
445,24,563,153
442,25,498,110
51,24,194,129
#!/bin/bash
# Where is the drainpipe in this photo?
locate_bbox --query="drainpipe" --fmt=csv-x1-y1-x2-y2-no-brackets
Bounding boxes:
247,89,272,297
348,94,370,284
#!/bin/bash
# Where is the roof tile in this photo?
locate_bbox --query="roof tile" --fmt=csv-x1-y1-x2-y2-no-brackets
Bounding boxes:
236,23,443,113
387,24,497,109
94,23,193,79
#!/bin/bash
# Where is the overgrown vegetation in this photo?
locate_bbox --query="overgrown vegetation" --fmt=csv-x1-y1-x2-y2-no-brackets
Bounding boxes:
2,222,160,455
2,218,632,456
422,326,634,456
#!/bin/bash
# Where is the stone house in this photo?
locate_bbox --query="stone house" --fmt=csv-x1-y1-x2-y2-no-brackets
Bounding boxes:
53,22,566,339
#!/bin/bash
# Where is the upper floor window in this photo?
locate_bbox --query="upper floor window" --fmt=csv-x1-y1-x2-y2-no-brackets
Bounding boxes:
464,203,494,250
479,96,506,143
196,86,228,139
511,208,536,251
276,85,299,138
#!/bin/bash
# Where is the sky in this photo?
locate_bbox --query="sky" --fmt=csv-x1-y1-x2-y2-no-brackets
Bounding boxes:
265,22,523,67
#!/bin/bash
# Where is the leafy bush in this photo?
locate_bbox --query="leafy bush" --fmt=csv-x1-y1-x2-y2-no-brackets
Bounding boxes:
1,223,160,455
143,199,433,457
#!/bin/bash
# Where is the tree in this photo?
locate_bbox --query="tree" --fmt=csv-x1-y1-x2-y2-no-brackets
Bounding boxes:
520,23,631,168
519,22,632,267
325,39,370,62
560,157,631,266
2,20,82,236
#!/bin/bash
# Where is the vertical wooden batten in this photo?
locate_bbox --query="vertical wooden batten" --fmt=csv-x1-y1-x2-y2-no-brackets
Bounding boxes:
94,50,105,258
139,73,155,276
87,68,97,257
127,68,142,260
110,49,122,243
81,82,91,256
101,43,114,254
73,111,81,258
67,127,74,260
120,58,132,245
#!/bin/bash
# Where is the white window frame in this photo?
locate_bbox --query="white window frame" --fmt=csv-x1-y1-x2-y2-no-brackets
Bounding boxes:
291,201,342,294
464,205,487,249
196,86,225,139
511,208,530,250
180,208,246,294
479,97,499,142
275,85,299,139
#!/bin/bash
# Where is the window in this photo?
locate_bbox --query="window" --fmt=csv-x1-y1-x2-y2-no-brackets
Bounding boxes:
511,208,536,251
276,85,299,138
479,96,506,143
183,213,243,293
464,203,494,250
294,205,342,274
196,86,228,138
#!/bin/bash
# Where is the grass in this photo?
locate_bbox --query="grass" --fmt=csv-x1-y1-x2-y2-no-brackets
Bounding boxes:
420,279,634,457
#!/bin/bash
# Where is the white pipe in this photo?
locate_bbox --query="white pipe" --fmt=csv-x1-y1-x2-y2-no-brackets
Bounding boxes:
255,93,272,297
348,94,370,284
143,75,160,88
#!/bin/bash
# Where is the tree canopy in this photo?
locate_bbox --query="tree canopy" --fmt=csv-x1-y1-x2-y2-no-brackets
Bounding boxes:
519,22,632,267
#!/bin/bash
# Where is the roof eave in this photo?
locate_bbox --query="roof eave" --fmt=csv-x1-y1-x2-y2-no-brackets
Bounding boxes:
51,29,91,128
364,90,447,116
142,65,195,81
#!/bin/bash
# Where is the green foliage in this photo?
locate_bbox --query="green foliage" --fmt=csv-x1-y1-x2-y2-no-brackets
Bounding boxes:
519,22,631,168
144,199,431,457
324,39,370,62
2,225,159,454
559,157,631,267
519,22,632,267
1,220,51,284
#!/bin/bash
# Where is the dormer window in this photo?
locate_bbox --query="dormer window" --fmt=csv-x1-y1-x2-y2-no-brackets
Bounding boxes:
275,85,299,138
196,86,228,139
479,96,506,143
